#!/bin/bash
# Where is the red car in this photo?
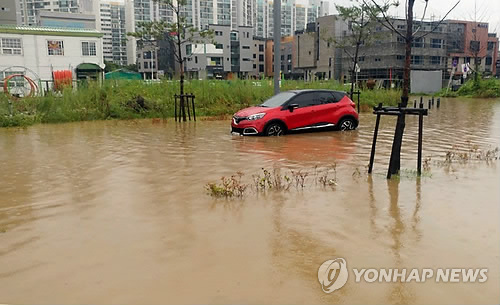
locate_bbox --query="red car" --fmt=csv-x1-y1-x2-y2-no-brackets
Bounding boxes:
231,90,359,136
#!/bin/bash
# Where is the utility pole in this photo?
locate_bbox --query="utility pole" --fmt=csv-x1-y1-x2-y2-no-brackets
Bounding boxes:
273,0,281,95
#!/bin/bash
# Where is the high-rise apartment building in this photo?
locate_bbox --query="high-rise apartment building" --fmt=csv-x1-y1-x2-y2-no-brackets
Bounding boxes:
18,0,98,26
100,1,128,66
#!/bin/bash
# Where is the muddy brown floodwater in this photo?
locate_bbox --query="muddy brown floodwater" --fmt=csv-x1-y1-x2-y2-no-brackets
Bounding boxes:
0,98,499,304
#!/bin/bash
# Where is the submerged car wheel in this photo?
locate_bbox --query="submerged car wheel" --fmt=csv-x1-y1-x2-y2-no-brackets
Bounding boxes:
265,122,285,136
338,118,357,131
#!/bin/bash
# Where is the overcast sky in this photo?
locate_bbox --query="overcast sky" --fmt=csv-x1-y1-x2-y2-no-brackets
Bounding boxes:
315,0,500,33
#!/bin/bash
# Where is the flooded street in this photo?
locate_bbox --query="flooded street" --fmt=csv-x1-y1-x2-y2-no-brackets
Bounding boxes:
0,98,499,304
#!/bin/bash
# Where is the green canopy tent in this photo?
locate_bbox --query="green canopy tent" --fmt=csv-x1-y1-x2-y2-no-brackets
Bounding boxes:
105,69,142,80
76,63,103,80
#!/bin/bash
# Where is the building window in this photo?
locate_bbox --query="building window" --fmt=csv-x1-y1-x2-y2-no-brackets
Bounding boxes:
430,56,441,65
396,55,404,60
215,43,223,49
259,54,264,62
374,57,381,62
186,44,192,55
411,55,423,65
470,41,480,52
358,56,365,62
215,31,223,36
487,41,495,50
242,46,250,49
81,41,96,56
47,40,64,56
486,57,493,65
431,39,442,48
411,37,423,48
259,64,264,72
0,38,22,55
259,44,264,52
253,64,257,69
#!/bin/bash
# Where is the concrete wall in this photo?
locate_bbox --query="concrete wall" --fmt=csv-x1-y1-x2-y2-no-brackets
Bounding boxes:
0,0,20,25
410,70,443,94
39,11,96,29
239,26,254,73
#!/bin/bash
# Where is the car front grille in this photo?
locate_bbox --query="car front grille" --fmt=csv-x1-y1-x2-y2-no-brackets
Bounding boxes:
232,127,244,134
233,116,246,124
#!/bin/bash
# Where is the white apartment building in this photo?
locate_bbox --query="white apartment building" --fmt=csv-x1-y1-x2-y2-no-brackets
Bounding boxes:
0,25,104,81
100,0,128,66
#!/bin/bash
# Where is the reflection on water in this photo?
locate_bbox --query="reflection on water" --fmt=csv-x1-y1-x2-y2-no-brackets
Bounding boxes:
0,98,499,304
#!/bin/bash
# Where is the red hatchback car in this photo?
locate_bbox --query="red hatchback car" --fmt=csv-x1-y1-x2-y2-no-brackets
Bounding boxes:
231,90,359,136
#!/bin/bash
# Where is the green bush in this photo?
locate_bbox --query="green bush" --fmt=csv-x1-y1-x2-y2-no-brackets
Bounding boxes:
438,77,500,98
1,79,401,127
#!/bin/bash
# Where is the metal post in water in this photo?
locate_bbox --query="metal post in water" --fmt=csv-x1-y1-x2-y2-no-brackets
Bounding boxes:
414,100,417,108
428,99,431,109
437,98,441,108
273,0,281,95
417,112,424,175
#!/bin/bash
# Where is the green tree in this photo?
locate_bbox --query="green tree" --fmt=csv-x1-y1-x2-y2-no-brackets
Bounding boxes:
127,0,213,122
104,60,120,73
334,1,391,98
364,0,460,176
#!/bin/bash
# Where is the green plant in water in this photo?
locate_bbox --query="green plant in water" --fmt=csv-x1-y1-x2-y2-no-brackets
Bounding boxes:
205,172,248,198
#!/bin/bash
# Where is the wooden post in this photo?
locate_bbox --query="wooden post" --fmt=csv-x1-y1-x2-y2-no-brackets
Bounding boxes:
192,95,196,121
437,98,441,108
355,91,360,113
368,109,382,174
414,100,417,108
428,99,431,109
186,95,192,121
174,95,178,122
417,112,424,175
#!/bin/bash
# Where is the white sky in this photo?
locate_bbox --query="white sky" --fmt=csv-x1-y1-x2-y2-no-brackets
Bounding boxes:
313,0,500,33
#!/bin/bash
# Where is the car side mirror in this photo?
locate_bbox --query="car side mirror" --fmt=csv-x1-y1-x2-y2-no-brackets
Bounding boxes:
288,104,299,112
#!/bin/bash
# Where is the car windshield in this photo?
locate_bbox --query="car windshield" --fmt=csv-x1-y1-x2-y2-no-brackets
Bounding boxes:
260,92,297,108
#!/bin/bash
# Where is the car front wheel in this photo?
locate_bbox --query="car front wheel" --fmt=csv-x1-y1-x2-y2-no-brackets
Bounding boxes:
265,122,285,136
338,118,357,131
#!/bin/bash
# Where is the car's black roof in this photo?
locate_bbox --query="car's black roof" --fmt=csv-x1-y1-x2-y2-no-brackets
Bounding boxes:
288,89,347,95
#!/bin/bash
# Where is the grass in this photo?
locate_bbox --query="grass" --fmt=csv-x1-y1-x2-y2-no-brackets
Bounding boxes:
1,79,401,128
437,77,500,98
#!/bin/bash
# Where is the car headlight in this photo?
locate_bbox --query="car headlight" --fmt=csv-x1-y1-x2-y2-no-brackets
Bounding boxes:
247,113,266,121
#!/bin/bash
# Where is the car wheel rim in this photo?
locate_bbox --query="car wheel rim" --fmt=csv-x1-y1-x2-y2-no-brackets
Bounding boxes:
341,120,353,131
268,125,283,136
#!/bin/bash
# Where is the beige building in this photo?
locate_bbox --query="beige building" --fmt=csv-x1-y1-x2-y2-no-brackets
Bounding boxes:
294,15,349,81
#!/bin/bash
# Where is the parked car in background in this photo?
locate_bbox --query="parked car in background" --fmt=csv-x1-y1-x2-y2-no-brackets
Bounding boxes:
231,90,359,136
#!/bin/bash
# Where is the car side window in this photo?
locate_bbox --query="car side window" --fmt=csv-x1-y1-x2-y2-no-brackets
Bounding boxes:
317,92,336,104
332,91,347,102
290,92,318,108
